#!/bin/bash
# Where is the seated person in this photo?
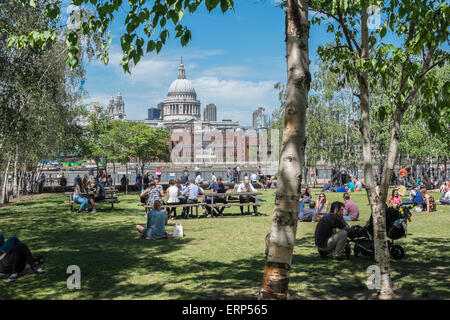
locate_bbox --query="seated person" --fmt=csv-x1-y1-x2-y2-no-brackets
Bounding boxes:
237,176,258,215
336,184,350,193
73,178,89,213
299,200,318,222
315,193,329,215
0,233,45,281
181,180,203,218
258,175,265,191
166,179,180,220
314,202,350,260
297,187,312,219
423,190,436,213
413,187,426,211
141,182,164,208
440,186,450,205
135,200,169,239
265,177,272,189
204,177,227,217
389,188,402,207
402,184,418,205
322,181,332,192
91,177,106,201
343,193,359,221
194,174,203,185
346,181,355,192
354,179,363,192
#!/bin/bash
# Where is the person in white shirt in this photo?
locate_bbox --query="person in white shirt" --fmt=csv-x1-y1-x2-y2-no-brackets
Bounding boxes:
210,172,217,184
166,179,180,219
439,186,450,205
250,172,258,183
237,176,258,215
195,174,203,185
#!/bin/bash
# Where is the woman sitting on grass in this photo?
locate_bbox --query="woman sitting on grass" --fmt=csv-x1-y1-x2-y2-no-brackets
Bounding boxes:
423,190,437,213
315,193,329,214
136,200,170,239
389,188,402,207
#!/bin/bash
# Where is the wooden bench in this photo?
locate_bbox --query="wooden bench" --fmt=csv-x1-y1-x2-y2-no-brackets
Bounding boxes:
204,202,263,215
144,203,205,218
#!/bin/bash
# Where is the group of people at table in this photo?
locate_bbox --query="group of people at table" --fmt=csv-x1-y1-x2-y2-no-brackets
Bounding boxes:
73,174,106,213
136,176,261,239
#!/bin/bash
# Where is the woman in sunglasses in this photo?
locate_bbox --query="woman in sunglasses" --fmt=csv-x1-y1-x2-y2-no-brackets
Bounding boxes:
315,193,329,214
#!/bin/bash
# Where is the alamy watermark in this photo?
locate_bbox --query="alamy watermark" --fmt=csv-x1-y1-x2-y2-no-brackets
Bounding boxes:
366,265,381,290
170,127,280,164
67,265,81,290
367,5,381,30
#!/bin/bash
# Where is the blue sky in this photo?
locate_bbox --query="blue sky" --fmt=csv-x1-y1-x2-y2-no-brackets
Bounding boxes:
81,1,336,125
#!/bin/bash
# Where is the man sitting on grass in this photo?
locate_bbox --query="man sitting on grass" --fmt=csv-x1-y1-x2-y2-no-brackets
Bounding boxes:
343,193,359,221
314,201,350,260
136,200,170,239
299,200,318,222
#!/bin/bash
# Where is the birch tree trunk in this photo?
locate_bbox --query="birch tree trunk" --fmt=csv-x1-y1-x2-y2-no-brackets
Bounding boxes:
358,2,394,299
1,157,11,204
259,0,310,300
12,147,19,198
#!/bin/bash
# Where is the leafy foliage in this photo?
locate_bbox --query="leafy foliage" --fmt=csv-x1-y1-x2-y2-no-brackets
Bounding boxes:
6,0,234,72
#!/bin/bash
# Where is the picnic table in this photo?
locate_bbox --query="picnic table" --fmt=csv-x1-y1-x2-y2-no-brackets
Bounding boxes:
65,188,120,211
203,191,263,215
142,191,263,217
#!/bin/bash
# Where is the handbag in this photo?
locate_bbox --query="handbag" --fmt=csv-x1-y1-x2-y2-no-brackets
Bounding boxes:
173,223,184,237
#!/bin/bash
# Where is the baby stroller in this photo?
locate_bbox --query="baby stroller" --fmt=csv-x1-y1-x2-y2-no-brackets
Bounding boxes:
346,205,413,260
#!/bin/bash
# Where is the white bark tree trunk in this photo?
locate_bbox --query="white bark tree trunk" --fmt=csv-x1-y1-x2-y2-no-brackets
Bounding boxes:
1,157,11,204
260,0,310,300
12,147,19,198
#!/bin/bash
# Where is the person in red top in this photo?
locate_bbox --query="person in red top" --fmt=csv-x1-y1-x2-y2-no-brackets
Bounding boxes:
389,188,402,207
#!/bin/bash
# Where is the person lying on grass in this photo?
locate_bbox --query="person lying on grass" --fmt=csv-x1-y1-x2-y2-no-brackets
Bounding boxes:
0,233,45,281
136,200,172,239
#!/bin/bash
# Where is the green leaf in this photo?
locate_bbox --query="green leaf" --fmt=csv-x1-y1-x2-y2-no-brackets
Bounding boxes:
379,26,386,39
205,0,220,12
146,40,156,52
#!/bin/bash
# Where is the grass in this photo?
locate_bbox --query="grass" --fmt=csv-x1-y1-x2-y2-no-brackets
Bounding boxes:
0,189,449,300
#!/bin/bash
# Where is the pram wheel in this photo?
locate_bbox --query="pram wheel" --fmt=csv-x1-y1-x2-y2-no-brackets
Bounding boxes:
345,243,351,258
390,244,405,260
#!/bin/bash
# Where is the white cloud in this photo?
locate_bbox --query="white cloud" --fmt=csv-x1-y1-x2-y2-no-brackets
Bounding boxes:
201,66,250,78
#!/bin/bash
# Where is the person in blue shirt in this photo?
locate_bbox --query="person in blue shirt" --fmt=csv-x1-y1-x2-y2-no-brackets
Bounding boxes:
135,200,168,239
336,184,350,193
347,181,355,192
323,181,332,192
413,187,426,211
204,177,227,217
181,180,203,218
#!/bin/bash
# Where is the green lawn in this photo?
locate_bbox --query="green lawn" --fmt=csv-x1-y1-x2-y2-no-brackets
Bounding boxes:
0,189,449,299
